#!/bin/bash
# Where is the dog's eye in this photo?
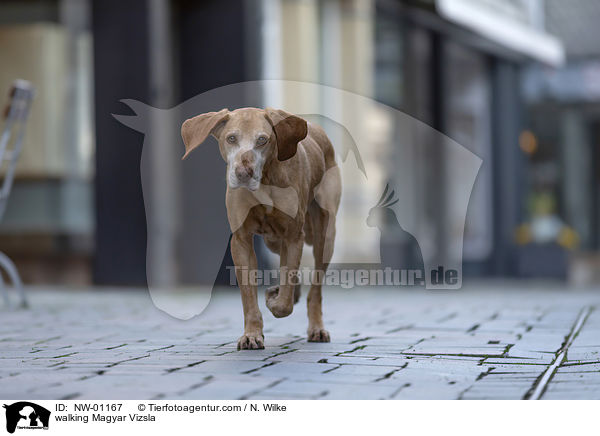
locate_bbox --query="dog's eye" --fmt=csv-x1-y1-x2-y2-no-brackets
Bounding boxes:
256,136,268,146
226,135,236,144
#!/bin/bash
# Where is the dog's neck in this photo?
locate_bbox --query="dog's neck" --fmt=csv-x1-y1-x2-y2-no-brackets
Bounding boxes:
261,157,291,188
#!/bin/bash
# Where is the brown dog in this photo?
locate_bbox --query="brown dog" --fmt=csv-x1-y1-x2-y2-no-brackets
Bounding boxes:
181,108,341,349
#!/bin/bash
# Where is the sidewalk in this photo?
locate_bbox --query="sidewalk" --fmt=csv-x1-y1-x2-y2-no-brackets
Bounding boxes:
1,283,599,400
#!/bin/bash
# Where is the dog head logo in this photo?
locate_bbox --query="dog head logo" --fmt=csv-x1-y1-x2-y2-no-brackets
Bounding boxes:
113,80,482,318
3,402,50,433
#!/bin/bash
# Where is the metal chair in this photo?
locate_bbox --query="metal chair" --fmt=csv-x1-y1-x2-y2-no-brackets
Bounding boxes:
0,80,35,308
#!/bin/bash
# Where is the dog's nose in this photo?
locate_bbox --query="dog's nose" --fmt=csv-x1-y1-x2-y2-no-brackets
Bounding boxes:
235,165,254,182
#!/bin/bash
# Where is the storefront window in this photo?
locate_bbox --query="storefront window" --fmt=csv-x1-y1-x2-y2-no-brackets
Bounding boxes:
445,41,493,262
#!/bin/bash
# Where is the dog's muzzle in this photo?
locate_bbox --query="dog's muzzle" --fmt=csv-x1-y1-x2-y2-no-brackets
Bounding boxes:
235,165,254,182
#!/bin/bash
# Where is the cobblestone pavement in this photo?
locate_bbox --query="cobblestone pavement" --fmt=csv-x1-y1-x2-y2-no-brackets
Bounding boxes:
1,283,600,400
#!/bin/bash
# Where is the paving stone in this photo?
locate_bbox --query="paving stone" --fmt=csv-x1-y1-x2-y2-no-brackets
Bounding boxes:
1,286,600,399
253,379,400,400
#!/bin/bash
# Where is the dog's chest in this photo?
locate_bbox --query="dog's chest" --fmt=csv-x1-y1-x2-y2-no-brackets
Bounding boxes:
251,205,293,238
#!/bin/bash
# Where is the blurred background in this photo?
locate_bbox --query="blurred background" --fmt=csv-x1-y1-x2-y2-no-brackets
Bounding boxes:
0,0,597,290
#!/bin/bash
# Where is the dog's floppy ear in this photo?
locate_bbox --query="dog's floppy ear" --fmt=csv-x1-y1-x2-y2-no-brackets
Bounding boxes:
181,109,229,160
265,108,308,161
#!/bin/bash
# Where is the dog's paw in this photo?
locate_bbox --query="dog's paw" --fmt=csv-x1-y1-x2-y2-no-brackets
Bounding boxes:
266,285,279,302
307,327,330,342
265,286,293,318
237,333,265,350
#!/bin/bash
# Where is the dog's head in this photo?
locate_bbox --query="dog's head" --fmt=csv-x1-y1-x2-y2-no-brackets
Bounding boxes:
181,107,307,191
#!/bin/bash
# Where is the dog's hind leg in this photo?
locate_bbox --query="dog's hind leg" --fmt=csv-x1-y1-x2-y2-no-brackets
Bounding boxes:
263,237,281,255
307,166,340,342
306,202,334,342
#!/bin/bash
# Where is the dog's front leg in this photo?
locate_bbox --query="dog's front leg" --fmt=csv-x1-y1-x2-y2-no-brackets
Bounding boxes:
266,237,304,318
231,231,264,350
